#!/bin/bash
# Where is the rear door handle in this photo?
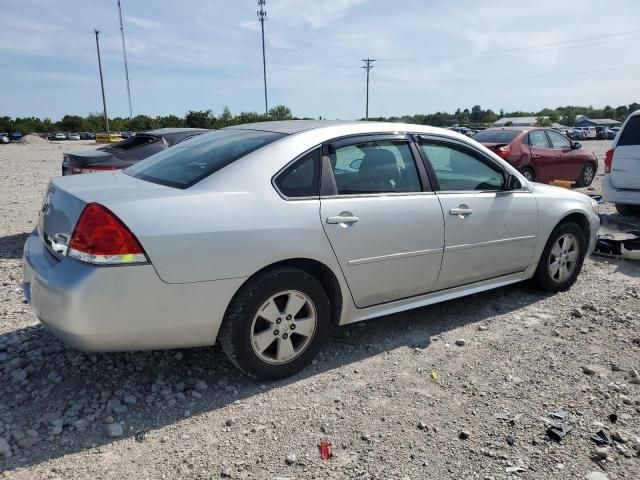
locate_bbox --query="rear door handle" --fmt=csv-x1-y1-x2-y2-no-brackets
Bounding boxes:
326,215,359,224
449,206,473,216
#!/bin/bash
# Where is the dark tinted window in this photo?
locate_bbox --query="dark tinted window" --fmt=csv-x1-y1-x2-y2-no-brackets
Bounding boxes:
109,134,158,150
125,129,286,188
472,130,519,144
275,149,320,198
618,116,640,146
329,140,421,194
528,130,550,148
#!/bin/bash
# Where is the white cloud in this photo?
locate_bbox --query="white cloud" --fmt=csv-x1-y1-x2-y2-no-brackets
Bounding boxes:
126,15,162,30
268,0,367,29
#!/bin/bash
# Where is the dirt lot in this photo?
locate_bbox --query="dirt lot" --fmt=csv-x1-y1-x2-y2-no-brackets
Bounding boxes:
1,139,639,479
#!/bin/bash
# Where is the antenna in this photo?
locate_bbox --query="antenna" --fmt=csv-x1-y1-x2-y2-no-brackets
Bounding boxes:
362,58,375,120
94,30,110,133
117,0,133,119
257,0,268,115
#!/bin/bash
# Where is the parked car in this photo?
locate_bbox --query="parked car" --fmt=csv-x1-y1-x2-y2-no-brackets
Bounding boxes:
49,133,66,141
566,129,584,141
577,126,597,139
0,133,10,144
79,132,96,140
604,128,617,140
68,133,81,141
473,127,597,186
602,109,640,215
24,120,600,379
62,128,208,175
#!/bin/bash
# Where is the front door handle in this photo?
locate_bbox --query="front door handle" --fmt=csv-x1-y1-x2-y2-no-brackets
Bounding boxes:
326,215,359,224
449,206,473,216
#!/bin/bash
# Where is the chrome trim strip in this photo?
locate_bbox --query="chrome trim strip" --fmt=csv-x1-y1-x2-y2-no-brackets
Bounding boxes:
348,247,443,266
445,235,536,252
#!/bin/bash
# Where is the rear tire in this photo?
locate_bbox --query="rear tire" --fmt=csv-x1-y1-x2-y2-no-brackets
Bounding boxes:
615,203,640,216
575,163,596,187
521,167,535,182
219,266,331,380
532,222,586,292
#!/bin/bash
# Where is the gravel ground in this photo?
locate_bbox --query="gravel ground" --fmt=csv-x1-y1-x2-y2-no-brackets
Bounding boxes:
1,139,640,479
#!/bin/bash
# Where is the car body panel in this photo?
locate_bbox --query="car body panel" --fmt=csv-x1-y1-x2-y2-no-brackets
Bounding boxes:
23,120,600,352
320,194,444,308
608,111,640,191
435,191,538,289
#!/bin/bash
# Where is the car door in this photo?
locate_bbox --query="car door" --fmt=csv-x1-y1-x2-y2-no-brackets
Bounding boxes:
417,136,538,291
546,129,581,180
319,135,445,308
525,129,556,183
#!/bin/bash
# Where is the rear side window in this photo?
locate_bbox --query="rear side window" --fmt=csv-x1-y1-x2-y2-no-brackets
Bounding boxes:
328,140,422,194
125,129,286,188
618,116,640,146
109,134,158,150
275,149,320,198
472,130,519,144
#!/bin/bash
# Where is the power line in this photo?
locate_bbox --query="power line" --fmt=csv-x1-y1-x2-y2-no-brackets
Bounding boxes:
257,0,268,115
376,65,640,85
376,30,640,63
362,58,375,120
117,0,133,119
94,30,109,133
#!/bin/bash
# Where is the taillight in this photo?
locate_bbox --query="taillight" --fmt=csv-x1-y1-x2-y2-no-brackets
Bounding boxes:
67,203,147,265
496,145,511,160
604,148,614,174
71,166,118,175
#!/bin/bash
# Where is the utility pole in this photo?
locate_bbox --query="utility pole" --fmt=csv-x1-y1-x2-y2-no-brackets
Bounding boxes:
94,30,110,133
362,58,375,120
117,0,133,119
257,0,268,115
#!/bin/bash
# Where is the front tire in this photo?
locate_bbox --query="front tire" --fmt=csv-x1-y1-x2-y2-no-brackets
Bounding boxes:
219,266,331,380
576,163,596,187
532,222,586,292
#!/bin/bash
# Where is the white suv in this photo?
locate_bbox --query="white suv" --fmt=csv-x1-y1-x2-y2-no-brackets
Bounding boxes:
602,109,640,215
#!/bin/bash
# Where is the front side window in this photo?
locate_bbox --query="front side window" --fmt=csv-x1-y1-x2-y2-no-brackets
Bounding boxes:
421,143,504,191
328,140,421,194
125,129,286,188
547,130,571,149
528,130,550,148
275,149,320,198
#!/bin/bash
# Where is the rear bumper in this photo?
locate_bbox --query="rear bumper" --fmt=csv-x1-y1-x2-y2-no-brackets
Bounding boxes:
22,230,246,352
602,176,640,206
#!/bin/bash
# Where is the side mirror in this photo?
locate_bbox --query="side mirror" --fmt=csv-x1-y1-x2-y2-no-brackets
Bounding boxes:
571,142,582,150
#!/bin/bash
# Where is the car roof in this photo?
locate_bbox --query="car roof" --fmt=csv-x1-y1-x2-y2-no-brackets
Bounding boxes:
223,120,369,134
481,126,540,133
142,128,209,135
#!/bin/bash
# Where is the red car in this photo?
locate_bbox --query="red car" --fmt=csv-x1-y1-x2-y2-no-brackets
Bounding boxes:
473,127,598,186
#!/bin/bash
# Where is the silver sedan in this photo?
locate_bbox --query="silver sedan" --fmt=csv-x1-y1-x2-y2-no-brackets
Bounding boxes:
23,121,600,379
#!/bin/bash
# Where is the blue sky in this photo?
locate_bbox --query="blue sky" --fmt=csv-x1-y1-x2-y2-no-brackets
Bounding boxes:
1,0,639,120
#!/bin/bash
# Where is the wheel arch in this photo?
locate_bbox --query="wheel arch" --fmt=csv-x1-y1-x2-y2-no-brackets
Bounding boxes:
556,211,591,241
226,258,344,327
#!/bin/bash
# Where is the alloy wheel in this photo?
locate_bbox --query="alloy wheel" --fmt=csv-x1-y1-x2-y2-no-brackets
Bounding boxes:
548,233,579,283
250,290,317,364
583,165,595,185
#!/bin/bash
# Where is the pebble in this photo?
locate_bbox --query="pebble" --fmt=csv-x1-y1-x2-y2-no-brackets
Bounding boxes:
106,423,124,438
455,339,466,347
582,366,596,375
612,431,627,443
459,431,470,440
285,452,297,465
586,471,608,480
194,380,208,391
417,422,428,430
570,308,583,318
477,325,488,331
593,446,610,460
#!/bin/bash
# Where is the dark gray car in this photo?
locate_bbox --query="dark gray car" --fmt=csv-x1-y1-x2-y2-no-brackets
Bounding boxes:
62,128,209,175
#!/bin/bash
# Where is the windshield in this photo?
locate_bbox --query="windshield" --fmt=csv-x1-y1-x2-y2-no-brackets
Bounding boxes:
125,129,286,189
472,130,519,144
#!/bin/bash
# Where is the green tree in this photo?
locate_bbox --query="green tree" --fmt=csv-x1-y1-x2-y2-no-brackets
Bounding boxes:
268,105,293,121
185,110,214,129
535,116,553,127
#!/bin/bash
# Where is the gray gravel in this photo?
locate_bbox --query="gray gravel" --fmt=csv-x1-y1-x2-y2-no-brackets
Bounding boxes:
1,140,640,479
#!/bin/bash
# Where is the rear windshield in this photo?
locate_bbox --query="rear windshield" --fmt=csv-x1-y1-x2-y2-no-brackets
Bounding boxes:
618,116,640,146
108,134,158,150
472,130,519,144
125,129,286,188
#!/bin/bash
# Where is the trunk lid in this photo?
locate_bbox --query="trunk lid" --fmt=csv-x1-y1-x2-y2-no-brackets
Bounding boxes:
38,172,171,258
